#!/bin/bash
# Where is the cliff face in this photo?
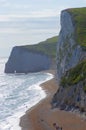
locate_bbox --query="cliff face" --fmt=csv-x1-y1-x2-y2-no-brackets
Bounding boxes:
5,46,51,73
52,8,86,113
5,36,57,73
57,10,85,81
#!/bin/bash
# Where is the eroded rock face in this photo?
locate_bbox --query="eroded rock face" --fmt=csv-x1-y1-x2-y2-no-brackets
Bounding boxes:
5,46,51,73
57,11,85,81
52,81,86,112
52,10,86,113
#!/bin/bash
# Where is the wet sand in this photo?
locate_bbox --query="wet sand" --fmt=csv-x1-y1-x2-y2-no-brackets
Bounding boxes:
20,70,86,130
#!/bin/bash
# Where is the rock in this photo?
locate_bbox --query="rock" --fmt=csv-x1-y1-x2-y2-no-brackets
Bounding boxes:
52,8,86,114
5,36,57,73
5,46,51,73
57,10,85,82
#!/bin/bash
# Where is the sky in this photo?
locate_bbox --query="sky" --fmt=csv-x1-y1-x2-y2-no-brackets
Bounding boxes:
0,0,86,56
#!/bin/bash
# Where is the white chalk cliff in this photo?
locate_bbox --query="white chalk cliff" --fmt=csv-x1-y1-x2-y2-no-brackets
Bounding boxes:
52,8,86,113
5,46,51,73
57,10,85,81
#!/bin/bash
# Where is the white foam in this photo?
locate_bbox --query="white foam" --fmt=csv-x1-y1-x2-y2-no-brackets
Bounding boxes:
6,99,41,130
10,73,53,130
0,71,53,130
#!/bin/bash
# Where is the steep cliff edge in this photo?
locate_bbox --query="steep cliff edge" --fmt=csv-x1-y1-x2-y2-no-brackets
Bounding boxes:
5,36,57,73
52,8,86,113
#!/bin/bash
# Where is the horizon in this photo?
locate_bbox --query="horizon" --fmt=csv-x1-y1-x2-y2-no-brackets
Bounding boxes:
0,0,86,57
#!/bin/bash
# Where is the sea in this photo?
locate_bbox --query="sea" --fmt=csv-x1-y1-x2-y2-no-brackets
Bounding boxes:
0,57,53,130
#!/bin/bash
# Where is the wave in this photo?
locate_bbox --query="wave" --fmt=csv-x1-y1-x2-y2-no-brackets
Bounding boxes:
0,66,53,130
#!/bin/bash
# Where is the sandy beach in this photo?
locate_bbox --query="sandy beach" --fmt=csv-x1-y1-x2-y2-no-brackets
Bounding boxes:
20,70,86,130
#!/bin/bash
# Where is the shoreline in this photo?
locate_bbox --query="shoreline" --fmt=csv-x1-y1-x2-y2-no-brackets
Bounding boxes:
20,70,86,130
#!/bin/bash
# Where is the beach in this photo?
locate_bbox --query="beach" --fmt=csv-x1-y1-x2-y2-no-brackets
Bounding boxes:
20,70,86,130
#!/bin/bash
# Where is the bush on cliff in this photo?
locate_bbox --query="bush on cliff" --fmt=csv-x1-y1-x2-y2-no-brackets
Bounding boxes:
60,60,86,92
67,7,86,49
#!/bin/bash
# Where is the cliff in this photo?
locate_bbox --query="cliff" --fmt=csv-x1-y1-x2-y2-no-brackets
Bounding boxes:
52,8,86,113
5,36,57,73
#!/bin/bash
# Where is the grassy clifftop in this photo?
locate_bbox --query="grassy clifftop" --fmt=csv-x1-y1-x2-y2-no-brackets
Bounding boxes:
67,7,86,48
52,8,86,112
23,36,58,60
60,8,86,92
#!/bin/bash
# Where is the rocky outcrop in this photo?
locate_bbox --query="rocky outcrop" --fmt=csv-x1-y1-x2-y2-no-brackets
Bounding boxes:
5,36,57,73
52,8,86,113
5,46,51,73
56,10,85,81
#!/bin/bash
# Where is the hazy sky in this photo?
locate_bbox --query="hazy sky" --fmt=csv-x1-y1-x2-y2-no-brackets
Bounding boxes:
0,0,86,56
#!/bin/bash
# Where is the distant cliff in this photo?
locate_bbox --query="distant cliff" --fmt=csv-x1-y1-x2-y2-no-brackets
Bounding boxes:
5,36,57,73
52,8,86,113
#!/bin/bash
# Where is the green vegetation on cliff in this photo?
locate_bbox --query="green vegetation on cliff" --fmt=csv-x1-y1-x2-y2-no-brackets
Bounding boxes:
60,7,86,93
60,60,86,92
23,36,58,60
52,8,86,112
67,7,86,49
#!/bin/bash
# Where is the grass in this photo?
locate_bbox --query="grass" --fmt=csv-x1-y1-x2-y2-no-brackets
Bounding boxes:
60,60,86,92
60,8,86,93
83,86,86,93
67,7,86,49
22,36,58,60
